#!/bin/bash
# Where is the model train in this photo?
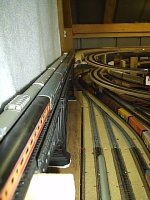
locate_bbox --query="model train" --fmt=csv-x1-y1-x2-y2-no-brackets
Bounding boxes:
79,76,150,151
0,97,50,200
79,75,150,186
0,51,74,200
108,69,145,85
0,53,70,141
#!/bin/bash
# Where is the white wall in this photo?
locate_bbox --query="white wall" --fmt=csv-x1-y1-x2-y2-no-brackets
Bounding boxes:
0,0,61,108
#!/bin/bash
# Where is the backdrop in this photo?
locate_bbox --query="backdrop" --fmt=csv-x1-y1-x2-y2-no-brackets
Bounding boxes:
0,0,61,109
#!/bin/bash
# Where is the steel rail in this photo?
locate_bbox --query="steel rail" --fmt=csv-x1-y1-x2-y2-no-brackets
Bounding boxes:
86,92,150,198
85,51,150,74
84,94,111,200
101,112,135,200
75,61,150,198
90,68,150,99
86,54,149,74
83,93,139,200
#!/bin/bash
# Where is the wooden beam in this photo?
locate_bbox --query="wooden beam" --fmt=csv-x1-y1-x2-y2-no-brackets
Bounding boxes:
73,32,150,38
72,23,150,38
73,23,150,33
104,0,116,23
57,0,73,52
62,0,72,28
63,28,73,52
57,0,65,52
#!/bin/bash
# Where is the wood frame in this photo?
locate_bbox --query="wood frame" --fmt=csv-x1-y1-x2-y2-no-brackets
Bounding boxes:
57,0,65,52
57,0,73,52
72,23,150,38
104,0,117,24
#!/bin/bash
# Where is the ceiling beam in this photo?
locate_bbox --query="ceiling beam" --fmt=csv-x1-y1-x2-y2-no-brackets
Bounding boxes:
103,0,117,23
62,0,72,28
72,23,150,38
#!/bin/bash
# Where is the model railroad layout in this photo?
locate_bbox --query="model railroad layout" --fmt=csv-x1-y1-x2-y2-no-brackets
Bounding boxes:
75,48,150,199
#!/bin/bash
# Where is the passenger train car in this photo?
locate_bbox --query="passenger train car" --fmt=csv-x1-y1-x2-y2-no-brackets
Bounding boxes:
0,51,74,200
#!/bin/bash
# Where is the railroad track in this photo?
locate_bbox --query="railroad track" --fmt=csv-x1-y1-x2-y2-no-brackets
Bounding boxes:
85,51,150,74
90,68,150,99
81,92,150,200
83,50,150,99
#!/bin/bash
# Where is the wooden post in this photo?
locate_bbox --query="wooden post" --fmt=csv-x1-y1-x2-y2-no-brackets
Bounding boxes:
57,0,73,52
101,54,107,64
130,57,138,76
104,0,117,23
57,0,65,53
120,60,126,68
